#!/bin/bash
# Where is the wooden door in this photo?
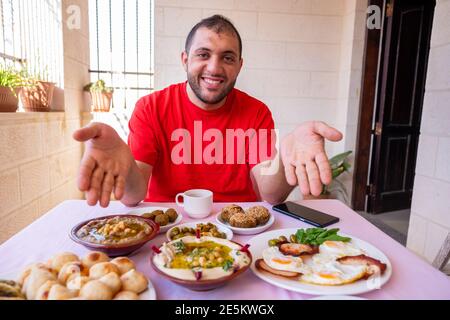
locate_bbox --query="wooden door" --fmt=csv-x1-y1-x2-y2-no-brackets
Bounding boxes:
368,0,435,213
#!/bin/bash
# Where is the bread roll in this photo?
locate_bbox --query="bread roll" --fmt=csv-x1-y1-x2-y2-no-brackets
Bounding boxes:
18,263,55,287
58,261,88,284
35,280,59,300
82,251,110,269
66,276,90,291
79,280,113,300
110,257,135,275
47,284,78,300
24,268,57,300
49,252,79,272
113,291,140,300
89,262,120,279
99,272,121,295
120,269,148,294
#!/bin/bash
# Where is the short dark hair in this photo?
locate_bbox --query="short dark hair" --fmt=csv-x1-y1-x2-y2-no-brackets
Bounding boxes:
185,15,242,59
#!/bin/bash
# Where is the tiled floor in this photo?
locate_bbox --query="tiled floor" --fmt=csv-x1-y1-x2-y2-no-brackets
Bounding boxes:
357,209,411,246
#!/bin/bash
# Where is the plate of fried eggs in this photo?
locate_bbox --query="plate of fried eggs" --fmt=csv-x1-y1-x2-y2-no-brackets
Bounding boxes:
248,228,392,296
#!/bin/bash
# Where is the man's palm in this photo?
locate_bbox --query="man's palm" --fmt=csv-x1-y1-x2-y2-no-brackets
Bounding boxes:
73,123,132,207
281,121,343,196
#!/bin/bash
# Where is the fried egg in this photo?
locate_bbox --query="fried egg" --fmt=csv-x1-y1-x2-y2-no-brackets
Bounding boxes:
319,240,365,258
262,246,311,274
300,259,367,286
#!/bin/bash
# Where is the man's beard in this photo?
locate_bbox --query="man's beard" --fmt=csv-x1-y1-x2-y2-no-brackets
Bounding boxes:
187,72,236,105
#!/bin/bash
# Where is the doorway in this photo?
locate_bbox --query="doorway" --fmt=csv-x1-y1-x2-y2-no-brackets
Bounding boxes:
353,0,436,214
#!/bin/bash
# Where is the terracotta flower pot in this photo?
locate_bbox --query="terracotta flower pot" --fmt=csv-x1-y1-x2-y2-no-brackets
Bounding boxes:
0,87,20,112
20,81,55,112
91,91,112,112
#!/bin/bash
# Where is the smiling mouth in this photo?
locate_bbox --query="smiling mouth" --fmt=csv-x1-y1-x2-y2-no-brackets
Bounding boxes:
201,76,225,88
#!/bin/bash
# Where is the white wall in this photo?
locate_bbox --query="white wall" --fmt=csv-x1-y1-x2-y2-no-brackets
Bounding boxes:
0,0,91,244
154,0,367,202
407,0,450,266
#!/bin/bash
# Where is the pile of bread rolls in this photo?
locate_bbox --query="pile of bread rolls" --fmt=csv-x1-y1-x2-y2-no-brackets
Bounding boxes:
18,251,149,300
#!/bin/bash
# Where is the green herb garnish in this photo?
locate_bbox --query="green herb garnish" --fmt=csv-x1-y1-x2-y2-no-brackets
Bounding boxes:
295,228,351,246
222,260,233,272
173,240,186,253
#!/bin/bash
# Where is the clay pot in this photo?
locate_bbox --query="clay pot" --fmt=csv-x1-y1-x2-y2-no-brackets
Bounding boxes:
20,81,55,112
90,91,112,112
0,87,20,112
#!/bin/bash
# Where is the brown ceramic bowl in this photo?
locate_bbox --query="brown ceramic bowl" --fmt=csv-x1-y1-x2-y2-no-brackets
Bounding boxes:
150,239,252,291
70,214,159,257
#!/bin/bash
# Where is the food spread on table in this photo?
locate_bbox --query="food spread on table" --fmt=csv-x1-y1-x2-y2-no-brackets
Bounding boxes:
0,251,149,300
153,236,251,281
220,204,271,228
255,228,387,286
1,203,394,298
75,216,153,245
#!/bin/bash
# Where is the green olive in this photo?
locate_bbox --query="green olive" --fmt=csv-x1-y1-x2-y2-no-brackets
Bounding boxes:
278,236,288,242
290,234,298,243
268,239,280,247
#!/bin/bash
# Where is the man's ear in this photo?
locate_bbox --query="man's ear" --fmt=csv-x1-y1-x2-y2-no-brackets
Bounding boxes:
181,51,188,72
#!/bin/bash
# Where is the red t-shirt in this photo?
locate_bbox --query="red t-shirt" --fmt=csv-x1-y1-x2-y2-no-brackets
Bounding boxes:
128,82,275,202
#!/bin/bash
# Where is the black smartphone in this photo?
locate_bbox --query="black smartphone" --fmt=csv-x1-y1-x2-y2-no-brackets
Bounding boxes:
272,201,339,227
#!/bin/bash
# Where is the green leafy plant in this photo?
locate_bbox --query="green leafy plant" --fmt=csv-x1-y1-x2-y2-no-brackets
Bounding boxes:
322,150,352,195
84,79,114,93
0,65,26,93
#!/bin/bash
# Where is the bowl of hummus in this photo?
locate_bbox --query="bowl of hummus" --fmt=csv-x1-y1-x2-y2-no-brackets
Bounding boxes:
151,236,252,291
70,215,159,257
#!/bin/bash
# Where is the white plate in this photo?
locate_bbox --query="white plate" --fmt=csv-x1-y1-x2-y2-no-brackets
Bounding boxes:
126,206,183,234
0,270,157,300
248,228,392,296
166,221,233,241
215,210,275,235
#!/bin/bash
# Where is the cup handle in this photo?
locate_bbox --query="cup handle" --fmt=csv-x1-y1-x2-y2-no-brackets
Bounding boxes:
175,193,185,207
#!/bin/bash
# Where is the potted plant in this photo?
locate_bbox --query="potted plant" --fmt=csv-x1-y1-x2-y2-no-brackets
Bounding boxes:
84,80,114,112
19,65,55,112
303,151,352,201
0,65,25,112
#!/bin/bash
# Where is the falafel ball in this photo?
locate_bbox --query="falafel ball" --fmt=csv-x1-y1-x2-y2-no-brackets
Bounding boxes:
165,208,178,223
246,206,271,225
220,204,244,222
141,212,157,220
154,213,169,226
229,212,257,228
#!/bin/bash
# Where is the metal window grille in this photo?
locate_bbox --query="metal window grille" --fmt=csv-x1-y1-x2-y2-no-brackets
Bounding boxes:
0,0,63,86
88,0,154,113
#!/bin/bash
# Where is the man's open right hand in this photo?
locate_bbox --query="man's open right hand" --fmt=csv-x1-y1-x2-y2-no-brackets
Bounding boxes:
73,123,134,207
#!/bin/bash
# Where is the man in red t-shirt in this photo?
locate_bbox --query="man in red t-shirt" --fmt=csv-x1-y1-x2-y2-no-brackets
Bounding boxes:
73,15,342,207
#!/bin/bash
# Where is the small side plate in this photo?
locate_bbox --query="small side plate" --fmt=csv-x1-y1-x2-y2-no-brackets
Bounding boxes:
215,211,275,235
166,221,233,241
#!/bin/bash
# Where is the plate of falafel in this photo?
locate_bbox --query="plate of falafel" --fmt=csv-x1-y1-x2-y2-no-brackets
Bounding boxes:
126,206,183,234
215,204,275,235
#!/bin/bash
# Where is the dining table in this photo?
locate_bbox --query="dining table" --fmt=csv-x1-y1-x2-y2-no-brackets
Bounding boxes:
1,199,449,300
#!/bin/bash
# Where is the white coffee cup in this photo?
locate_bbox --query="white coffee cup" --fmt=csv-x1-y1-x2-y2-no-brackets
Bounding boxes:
175,189,213,219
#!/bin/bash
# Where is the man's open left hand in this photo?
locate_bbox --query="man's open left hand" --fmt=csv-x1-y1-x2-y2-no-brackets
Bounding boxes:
280,121,343,196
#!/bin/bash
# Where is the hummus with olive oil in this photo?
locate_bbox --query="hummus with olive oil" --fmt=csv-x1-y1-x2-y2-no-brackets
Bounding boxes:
153,236,251,281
